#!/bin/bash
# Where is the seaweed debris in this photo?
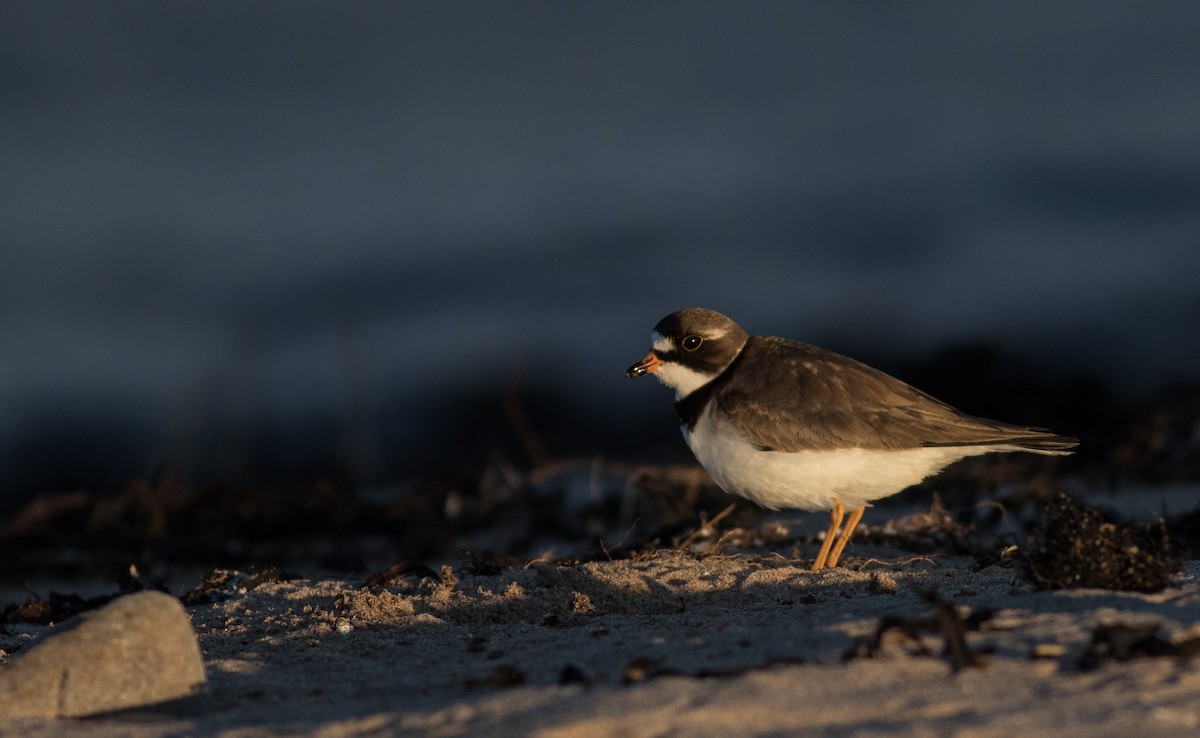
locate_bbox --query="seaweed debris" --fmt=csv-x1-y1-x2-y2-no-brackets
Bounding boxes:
1026,492,1176,592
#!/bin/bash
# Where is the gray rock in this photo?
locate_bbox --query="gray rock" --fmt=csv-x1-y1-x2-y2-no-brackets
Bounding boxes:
0,591,206,718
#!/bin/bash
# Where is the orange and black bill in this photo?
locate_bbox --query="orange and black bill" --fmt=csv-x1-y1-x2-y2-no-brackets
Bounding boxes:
625,351,663,378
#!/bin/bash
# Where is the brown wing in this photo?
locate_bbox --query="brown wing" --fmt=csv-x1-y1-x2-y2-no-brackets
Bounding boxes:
714,337,1076,453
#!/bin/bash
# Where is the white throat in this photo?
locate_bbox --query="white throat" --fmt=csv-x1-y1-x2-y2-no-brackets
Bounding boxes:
653,362,715,399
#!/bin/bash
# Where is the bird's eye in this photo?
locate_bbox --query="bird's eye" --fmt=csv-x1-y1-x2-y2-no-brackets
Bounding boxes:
681,335,704,351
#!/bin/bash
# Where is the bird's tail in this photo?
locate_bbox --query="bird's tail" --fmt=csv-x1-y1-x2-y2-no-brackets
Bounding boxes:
925,426,1079,455
1004,433,1079,455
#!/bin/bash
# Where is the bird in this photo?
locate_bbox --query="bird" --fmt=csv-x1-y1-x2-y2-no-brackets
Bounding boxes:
626,308,1077,571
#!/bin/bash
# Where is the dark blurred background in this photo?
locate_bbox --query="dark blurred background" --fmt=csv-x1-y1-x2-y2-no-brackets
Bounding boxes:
2,1,1199,515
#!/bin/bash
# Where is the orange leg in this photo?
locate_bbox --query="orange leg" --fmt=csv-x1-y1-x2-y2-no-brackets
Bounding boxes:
810,499,845,571
826,505,865,569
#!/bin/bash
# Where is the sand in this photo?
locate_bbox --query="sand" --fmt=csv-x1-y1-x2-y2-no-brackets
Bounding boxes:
5,544,1200,737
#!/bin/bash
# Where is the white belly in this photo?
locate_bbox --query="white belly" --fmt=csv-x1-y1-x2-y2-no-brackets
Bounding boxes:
683,409,1007,512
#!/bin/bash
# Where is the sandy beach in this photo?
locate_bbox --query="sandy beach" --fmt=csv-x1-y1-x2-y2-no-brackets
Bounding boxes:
5,535,1200,736
6,4,1200,735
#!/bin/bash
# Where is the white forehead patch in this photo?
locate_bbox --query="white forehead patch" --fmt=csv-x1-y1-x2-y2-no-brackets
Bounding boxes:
652,326,726,353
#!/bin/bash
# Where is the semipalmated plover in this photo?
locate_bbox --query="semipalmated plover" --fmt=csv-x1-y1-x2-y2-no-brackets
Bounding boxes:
626,308,1077,571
